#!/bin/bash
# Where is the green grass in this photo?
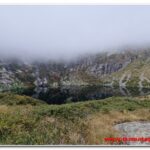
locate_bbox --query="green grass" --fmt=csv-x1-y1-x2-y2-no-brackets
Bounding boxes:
0,93,150,145
0,93,45,106
33,96,150,119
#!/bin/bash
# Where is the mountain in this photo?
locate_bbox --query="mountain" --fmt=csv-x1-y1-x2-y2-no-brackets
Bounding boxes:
0,48,150,92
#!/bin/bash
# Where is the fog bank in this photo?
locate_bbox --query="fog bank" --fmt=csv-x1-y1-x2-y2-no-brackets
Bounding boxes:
0,5,150,62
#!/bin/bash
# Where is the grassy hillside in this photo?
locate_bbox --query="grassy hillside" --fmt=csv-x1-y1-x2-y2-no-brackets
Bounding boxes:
103,58,150,88
0,93,150,145
0,93,45,106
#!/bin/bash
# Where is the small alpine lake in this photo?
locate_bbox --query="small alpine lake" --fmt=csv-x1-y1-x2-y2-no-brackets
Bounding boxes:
21,85,150,104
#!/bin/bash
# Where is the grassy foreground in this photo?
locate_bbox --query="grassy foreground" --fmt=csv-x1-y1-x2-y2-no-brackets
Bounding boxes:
0,93,150,145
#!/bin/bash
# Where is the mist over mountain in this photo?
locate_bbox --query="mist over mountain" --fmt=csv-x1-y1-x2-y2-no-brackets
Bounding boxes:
0,5,150,91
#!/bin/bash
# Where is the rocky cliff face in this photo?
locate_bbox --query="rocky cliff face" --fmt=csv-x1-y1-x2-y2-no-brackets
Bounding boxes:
0,49,150,91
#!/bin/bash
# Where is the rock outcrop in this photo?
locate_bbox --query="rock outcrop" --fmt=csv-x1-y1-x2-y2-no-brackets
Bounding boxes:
0,49,149,91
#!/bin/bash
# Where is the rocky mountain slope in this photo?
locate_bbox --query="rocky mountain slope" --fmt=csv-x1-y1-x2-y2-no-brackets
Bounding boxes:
0,49,150,91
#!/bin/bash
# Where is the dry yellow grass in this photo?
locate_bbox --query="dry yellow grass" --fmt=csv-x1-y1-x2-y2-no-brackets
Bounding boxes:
83,109,150,145
0,105,9,113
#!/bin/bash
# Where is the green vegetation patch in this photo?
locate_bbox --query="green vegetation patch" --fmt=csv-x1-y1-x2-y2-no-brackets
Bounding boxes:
0,93,150,144
34,96,150,119
0,93,45,106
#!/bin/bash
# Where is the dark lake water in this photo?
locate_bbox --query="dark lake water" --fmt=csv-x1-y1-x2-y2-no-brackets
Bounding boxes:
22,85,150,104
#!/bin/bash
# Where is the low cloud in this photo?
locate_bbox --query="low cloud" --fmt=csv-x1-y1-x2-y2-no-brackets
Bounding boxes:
0,5,150,62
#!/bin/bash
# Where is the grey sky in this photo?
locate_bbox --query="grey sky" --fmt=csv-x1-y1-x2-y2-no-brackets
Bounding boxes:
0,5,150,61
